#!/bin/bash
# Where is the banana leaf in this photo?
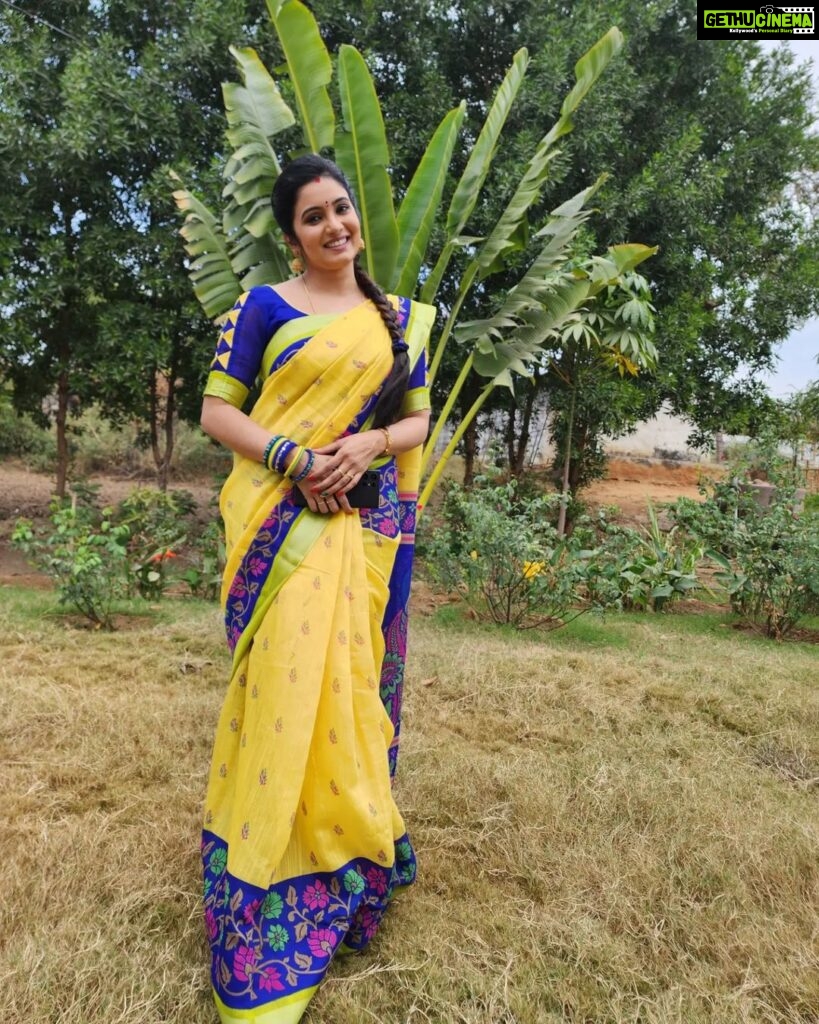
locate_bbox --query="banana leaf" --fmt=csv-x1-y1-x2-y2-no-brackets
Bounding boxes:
335,45,398,289
392,102,466,296
267,0,334,153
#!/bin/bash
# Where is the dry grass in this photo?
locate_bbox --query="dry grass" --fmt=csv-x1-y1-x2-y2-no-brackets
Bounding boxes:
1,589,817,1024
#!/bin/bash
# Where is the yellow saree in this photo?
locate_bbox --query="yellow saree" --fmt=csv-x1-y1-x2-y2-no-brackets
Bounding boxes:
202,294,435,1022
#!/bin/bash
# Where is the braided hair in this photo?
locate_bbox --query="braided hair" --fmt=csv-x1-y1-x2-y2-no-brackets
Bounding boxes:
271,154,409,428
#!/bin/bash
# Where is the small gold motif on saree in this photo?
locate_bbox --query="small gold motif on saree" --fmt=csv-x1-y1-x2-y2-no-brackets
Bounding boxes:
301,620,310,635
333,824,344,835
329,728,338,744
229,718,239,732
330,779,340,796
275,717,283,733
353,632,365,646
337,630,347,645
331,678,341,693
313,576,321,589
241,822,250,839
301,800,308,816
377,849,387,863
259,769,267,786
368,803,377,817
277,393,288,405
219,763,227,778
289,668,297,684
310,851,318,866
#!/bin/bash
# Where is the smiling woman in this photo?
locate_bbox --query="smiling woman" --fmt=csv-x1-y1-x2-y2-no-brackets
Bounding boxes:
197,154,436,1023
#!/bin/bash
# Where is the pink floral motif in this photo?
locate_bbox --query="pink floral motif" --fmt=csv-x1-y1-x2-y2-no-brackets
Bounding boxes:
366,866,388,895
303,880,329,910
243,899,261,925
358,908,380,941
228,579,247,598
205,907,218,940
259,966,286,993
306,928,338,959
233,944,260,982
247,556,267,578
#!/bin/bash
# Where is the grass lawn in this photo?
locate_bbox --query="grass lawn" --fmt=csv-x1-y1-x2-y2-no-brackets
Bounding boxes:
1,588,817,1023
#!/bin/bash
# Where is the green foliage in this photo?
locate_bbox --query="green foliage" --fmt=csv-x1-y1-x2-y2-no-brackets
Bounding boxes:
669,483,819,640
178,520,225,601
422,481,592,629
12,496,130,630
576,505,703,612
116,488,197,599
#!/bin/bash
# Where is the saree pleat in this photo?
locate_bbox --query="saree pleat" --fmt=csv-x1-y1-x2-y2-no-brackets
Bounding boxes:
203,298,434,1021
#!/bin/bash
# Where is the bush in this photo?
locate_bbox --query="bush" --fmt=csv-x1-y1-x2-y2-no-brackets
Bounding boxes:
178,519,225,601
577,505,703,612
12,492,130,629
116,488,197,598
669,482,819,639
422,481,592,629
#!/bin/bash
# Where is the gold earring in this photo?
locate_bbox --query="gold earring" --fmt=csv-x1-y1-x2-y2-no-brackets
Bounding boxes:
289,254,304,274
359,239,366,252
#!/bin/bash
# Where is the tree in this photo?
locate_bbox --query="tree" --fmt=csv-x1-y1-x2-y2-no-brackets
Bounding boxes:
0,0,259,492
173,0,657,514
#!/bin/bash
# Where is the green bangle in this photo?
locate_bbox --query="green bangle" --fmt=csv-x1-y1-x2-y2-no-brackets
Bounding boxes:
282,445,305,480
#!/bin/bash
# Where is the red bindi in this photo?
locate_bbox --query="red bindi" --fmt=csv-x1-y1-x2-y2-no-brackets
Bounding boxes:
313,176,321,182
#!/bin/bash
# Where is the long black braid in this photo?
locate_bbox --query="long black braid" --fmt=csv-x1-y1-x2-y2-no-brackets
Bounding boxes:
271,154,409,428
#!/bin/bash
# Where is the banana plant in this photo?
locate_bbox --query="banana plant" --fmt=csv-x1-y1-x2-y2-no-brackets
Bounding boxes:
172,0,653,510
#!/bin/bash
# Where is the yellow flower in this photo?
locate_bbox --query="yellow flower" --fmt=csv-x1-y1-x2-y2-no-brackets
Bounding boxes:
469,550,478,561
522,560,545,580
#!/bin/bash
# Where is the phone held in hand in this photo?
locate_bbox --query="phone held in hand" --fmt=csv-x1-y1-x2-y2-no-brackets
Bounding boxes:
292,469,381,509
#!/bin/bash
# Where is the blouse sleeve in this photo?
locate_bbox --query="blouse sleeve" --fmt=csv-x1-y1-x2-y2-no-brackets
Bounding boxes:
203,290,272,409
400,347,431,415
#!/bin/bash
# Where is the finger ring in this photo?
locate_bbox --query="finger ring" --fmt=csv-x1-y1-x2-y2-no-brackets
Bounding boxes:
320,491,330,498
343,472,353,482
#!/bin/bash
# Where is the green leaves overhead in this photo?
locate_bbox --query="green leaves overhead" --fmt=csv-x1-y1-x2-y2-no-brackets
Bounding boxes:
170,175,241,320
392,102,466,296
266,0,334,153
420,48,530,305
335,45,398,289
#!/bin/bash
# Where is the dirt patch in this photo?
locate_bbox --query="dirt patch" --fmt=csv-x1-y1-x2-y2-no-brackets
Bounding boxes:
583,457,720,521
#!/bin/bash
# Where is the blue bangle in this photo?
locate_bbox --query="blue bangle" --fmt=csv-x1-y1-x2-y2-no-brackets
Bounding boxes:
261,435,281,469
291,449,314,483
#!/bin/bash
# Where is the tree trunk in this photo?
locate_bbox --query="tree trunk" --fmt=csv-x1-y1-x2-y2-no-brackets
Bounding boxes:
463,419,478,489
505,404,517,469
513,385,537,477
55,369,70,499
159,375,175,493
556,381,577,538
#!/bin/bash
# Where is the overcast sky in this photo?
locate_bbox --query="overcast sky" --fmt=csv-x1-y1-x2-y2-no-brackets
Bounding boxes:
758,40,818,396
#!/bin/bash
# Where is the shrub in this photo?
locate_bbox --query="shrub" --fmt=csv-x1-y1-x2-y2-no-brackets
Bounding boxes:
12,494,130,629
669,482,819,639
178,520,225,601
579,505,703,612
116,488,197,598
422,481,592,629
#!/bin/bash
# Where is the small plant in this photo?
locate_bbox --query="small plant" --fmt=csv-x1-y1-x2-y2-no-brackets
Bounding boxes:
117,487,196,598
422,481,590,629
669,482,819,639
179,520,225,601
580,504,703,612
12,494,130,629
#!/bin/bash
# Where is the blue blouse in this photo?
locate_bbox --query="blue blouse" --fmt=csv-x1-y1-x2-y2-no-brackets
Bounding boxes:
203,286,429,415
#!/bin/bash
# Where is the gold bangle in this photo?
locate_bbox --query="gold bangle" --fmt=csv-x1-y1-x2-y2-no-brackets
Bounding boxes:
378,426,391,455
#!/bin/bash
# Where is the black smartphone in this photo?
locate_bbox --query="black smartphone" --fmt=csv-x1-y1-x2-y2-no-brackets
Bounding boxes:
292,469,381,509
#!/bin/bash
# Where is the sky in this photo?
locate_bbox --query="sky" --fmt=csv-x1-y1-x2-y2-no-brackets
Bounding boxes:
758,39,819,397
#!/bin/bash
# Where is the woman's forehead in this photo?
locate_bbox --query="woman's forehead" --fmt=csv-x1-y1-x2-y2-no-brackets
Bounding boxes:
294,176,351,216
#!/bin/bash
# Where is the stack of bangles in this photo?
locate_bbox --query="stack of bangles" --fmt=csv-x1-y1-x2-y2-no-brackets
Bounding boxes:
261,435,315,484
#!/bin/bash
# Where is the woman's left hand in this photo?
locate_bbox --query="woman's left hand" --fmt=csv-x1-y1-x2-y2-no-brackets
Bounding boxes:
309,431,383,498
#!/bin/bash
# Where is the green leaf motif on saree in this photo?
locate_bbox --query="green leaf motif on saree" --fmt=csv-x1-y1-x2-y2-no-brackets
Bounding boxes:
343,869,366,895
261,892,284,919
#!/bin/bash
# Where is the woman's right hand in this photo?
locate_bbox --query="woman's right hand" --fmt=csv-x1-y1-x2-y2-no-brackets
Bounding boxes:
294,452,352,515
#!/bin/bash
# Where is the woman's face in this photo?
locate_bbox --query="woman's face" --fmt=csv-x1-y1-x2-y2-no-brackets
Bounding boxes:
289,176,362,273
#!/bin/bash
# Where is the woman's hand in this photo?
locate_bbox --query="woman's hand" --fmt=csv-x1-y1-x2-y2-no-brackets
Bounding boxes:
308,432,384,501
294,451,359,515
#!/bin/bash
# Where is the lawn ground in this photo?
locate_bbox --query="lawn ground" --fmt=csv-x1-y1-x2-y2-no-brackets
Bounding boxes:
1,588,817,1024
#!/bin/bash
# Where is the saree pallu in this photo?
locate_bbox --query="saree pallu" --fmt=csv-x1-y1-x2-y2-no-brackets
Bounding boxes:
203,297,435,1023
